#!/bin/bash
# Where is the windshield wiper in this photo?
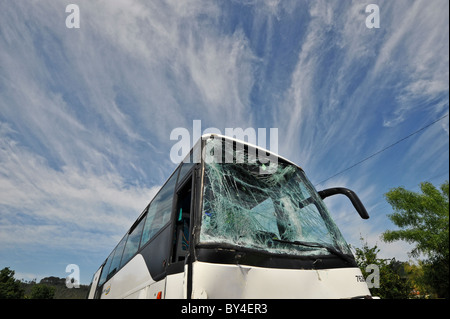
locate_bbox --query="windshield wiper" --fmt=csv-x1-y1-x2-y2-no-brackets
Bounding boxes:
271,238,355,265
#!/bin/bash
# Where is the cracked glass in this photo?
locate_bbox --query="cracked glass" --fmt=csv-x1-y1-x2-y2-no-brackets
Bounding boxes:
200,137,352,257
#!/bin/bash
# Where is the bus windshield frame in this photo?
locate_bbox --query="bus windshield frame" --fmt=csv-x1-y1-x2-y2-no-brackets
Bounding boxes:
198,136,353,262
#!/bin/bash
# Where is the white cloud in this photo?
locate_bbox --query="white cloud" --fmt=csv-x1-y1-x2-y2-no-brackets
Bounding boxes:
0,0,259,175
0,0,260,276
0,0,447,282
0,130,159,253
376,0,449,127
277,0,448,183
280,0,449,260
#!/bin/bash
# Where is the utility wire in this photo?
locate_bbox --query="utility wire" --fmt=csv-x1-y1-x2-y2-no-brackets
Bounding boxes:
315,113,449,187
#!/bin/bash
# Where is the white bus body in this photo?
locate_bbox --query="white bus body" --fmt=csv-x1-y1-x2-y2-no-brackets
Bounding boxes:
88,134,372,299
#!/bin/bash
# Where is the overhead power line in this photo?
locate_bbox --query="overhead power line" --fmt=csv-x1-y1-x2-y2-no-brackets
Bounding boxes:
315,113,449,187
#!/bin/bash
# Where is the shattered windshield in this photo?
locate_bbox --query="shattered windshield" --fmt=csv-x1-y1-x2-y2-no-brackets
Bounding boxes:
200,137,352,257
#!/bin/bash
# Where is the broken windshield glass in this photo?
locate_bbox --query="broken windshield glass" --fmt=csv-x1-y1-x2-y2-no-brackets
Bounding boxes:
200,137,352,258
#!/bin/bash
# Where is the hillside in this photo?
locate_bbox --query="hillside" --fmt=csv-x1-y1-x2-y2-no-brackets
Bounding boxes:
21,276,90,299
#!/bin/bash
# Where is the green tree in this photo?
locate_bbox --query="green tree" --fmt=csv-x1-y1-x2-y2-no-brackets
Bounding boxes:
382,181,449,298
0,267,25,299
404,261,435,298
354,238,412,299
30,284,55,299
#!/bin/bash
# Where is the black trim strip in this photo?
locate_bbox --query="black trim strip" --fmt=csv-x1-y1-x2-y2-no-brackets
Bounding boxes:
195,244,357,270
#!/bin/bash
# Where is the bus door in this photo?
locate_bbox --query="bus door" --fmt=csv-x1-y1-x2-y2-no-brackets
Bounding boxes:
165,174,193,298
87,266,103,299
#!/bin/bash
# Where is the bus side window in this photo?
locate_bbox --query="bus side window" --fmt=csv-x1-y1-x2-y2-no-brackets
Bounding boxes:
106,235,127,280
171,177,192,263
96,250,114,296
120,214,147,268
141,167,180,246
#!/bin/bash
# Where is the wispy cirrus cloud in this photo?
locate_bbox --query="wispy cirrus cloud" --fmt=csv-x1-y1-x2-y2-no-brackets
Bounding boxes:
277,0,448,173
0,127,159,251
1,0,259,178
271,0,448,261
374,0,449,127
0,0,259,281
0,0,448,282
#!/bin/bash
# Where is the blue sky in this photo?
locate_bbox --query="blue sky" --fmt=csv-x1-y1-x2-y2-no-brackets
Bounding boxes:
0,0,448,285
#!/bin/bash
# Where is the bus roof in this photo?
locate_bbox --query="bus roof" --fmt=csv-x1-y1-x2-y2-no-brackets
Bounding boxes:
200,133,300,169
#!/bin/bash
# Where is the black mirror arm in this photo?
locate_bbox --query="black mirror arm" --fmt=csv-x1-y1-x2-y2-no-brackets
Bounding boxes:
318,187,370,220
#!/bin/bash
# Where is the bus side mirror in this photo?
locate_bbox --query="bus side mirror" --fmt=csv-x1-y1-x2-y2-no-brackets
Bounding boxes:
318,188,370,220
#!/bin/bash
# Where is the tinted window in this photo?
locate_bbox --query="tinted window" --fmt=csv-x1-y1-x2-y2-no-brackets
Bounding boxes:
107,235,127,279
120,215,146,268
178,162,194,186
98,251,114,286
141,167,180,245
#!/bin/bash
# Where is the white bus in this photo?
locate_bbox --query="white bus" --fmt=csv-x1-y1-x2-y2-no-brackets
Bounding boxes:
88,134,372,299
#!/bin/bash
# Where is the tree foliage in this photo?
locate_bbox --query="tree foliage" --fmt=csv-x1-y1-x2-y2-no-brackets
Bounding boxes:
0,267,25,299
382,181,449,298
30,283,55,299
354,238,412,299
0,267,89,299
